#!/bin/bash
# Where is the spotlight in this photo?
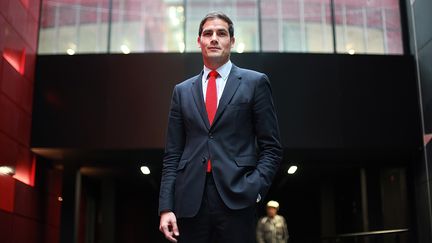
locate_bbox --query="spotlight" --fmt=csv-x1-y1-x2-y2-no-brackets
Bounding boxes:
66,48,75,55
120,44,130,54
140,166,151,175
287,165,298,175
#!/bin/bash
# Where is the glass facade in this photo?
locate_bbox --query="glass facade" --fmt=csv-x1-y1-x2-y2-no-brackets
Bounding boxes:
38,0,403,55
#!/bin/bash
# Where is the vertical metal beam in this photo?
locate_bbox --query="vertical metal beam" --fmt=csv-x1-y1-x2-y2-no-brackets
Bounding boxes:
182,0,187,52
107,0,113,52
74,0,81,53
381,8,388,53
360,168,370,243
257,0,263,52
362,7,369,52
54,2,60,53
330,0,337,53
96,0,102,52
59,164,81,243
407,0,432,240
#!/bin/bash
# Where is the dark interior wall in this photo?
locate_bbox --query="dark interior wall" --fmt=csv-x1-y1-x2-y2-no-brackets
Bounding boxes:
405,0,432,242
32,53,422,157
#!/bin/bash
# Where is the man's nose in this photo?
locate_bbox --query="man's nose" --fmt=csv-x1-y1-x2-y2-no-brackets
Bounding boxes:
211,32,218,41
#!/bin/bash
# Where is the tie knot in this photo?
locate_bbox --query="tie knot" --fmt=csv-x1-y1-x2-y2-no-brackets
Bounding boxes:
209,70,218,78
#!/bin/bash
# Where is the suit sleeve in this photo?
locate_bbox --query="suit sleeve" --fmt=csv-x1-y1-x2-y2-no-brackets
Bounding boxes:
158,85,185,214
253,74,283,199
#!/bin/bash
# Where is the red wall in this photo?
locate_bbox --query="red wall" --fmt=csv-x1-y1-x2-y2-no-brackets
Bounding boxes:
0,1,62,242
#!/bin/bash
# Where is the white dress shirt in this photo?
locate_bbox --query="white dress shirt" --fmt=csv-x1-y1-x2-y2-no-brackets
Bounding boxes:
202,60,232,107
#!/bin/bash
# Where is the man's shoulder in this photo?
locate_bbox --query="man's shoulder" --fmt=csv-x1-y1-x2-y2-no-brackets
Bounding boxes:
275,215,286,222
259,216,270,224
235,65,266,78
233,66,268,84
175,73,201,89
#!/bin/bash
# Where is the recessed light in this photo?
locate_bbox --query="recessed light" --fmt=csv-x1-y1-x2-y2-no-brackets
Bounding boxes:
140,166,151,175
287,165,298,174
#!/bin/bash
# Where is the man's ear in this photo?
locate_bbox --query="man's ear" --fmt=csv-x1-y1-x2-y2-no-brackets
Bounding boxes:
197,36,201,49
230,37,235,48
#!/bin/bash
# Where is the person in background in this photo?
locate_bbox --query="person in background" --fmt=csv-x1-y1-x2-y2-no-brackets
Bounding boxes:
257,200,289,243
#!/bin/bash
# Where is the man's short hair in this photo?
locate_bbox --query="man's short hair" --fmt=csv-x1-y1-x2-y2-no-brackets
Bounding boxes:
198,12,234,37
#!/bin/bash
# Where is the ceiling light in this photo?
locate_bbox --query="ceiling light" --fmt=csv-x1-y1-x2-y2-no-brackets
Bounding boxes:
140,166,151,175
66,48,75,55
120,44,130,54
287,165,298,174
178,42,185,53
236,42,245,53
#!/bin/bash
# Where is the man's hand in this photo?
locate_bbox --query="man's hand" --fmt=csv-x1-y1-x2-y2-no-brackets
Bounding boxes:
159,211,179,242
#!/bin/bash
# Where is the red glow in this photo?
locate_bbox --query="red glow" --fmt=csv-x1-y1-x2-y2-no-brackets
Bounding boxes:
425,134,432,146
2,48,26,75
13,153,36,187
20,0,29,9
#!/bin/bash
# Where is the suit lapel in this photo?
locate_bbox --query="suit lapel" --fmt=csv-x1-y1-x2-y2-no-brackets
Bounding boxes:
212,65,242,128
191,72,211,130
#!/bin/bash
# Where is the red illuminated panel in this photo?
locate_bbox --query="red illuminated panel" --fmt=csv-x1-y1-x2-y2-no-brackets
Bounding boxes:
2,48,26,76
13,150,35,187
20,0,29,9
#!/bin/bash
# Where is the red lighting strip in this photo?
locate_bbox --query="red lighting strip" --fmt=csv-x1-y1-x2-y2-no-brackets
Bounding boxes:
2,48,26,75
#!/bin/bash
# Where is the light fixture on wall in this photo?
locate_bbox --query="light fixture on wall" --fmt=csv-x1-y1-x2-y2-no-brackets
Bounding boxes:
0,166,15,176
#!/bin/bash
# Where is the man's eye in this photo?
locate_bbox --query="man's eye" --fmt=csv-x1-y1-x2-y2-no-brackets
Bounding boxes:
203,32,212,36
218,32,227,36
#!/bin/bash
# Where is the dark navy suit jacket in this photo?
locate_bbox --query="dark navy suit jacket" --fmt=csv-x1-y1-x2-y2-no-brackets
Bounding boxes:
159,64,283,218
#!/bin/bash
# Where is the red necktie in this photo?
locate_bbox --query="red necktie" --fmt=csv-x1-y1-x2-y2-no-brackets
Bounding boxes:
205,70,218,172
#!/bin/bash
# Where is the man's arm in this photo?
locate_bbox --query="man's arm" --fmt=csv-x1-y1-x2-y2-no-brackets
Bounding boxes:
282,216,289,242
256,218,266,243
252,74,283,198
159,85,185,213
159,85,185,242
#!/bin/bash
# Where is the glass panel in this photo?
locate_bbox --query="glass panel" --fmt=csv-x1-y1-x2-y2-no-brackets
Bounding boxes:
38,0,109,54
185,0,260,53
261,0,334,53
333,0,403,54
110,0,184,53
38,0,403,54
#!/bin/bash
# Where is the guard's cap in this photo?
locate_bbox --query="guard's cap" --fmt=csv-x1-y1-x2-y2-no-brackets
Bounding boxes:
266,200,279,209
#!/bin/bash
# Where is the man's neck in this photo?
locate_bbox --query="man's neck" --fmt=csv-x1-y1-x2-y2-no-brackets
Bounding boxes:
203,58,229,70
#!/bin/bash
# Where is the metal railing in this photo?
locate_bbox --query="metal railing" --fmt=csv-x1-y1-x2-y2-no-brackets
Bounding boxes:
321,228,409,243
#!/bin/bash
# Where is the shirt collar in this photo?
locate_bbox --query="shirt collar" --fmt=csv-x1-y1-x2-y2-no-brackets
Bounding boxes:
203,60,232,81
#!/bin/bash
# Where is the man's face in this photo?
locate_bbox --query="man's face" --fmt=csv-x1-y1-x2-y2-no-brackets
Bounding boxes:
198,18,235,69
266,207,277,218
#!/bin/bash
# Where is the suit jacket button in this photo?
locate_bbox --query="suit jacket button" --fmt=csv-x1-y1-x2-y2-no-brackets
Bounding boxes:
208,132,213,138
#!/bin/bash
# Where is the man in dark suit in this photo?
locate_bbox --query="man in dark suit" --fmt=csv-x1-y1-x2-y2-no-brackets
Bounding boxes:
159,12,282,243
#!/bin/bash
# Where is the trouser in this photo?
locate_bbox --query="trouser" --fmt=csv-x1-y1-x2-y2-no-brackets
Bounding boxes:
177,173,257,243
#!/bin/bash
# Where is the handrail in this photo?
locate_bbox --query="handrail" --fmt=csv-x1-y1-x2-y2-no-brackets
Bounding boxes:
322,228,409,239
